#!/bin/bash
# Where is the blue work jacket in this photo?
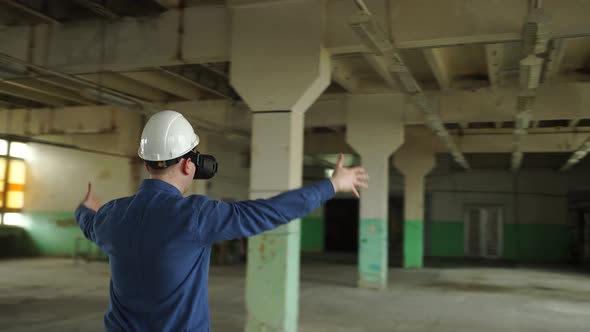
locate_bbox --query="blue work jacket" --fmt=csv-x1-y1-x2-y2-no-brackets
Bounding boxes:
75,178,335,331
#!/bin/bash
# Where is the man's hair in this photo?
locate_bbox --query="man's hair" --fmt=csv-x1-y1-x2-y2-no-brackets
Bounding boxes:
146,163,177,175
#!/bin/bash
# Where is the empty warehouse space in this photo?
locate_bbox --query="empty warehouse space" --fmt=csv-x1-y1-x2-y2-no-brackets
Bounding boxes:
1,0,590,331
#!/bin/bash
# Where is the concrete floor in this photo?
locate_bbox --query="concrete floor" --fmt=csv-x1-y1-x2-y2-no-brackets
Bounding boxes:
0,259,589,331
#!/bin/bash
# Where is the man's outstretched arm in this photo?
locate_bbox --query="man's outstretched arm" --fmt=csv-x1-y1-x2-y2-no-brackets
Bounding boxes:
193,153,369,244
74,182,102,242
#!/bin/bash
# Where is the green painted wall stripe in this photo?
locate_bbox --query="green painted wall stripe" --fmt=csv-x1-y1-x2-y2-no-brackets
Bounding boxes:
503,223,570,261
22,211,103,258
300,216,324,251
430,221,464,257
428,221,571,262
404,220,423,268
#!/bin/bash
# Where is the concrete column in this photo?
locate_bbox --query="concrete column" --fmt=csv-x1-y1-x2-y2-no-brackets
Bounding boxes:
394,132,436,268
229,1,330,330
346,94,405,289
246,111,304,331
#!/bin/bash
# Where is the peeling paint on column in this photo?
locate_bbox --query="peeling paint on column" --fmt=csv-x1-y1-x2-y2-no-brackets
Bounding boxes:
358,218,387,287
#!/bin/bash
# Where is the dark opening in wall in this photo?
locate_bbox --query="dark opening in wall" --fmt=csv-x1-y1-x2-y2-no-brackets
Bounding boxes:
324,199,359,252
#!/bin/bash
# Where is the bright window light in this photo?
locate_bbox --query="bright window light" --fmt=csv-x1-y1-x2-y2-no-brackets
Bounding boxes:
9,142,29,159
6,160,25,209
325,168,334,178
3,213,29,228
8,160,26,184
0,140,7,156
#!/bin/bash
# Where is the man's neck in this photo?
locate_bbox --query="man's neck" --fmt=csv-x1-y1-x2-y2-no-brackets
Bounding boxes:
150,175,185,195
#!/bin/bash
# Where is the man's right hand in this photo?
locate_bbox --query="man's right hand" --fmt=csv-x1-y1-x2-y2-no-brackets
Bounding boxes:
330,153,369,198
81,182,102,212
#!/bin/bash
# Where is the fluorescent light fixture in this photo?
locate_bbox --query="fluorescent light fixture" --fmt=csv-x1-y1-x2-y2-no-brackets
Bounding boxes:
397,72,420,93
80,88,142,110
519,55,543,90
349,11,393,55
523,9,551,55
515,111,532,129
517,91,536,111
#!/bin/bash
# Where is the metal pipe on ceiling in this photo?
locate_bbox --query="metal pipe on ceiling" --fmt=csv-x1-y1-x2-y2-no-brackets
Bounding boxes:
511,8,550,172
348,2,470,170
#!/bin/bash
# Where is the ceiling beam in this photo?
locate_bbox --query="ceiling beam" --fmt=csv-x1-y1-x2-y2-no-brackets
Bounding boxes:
304,128,590,155
0,78,94,105
120,70,201,100
76,72,174,102
0,0,60,24
71,0,118,20
362,53,398,90
159,65,238,100
154,0,181,9
0,83,68,106
485,44,504,87
348,9,469,170
423,48,452,90
331,59,360,92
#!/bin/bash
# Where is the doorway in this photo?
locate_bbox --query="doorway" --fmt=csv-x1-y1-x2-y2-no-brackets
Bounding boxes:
464,206,503,258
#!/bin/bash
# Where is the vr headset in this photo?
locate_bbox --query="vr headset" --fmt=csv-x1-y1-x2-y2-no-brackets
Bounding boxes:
146,149,218,180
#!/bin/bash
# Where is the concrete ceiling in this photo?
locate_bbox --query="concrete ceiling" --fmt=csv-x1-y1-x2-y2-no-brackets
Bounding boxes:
1,0,590,170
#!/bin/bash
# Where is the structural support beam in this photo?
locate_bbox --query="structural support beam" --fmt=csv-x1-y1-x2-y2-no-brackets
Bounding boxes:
0,0,60,24
346,94,404,290
154,0,181,9
72,0,118,20
394,133,435,268
77,72,173,102
163,65,238,100
423,48,452,90
1,79,94,105
120,70,201,100
331,59,360,92
307,125,590,155
348,8,469,170
362,53,398,90
229,1,330,330
0,82,68,106
485,44,504,87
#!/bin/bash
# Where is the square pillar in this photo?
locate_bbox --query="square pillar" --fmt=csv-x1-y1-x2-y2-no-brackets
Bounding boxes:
346,94,405,289
394,133,435,268
245,111,304,332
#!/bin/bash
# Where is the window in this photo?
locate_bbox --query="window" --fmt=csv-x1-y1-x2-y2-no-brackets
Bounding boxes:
0,139,28,225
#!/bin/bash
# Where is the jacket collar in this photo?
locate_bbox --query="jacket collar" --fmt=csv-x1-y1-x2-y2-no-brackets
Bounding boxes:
139,179,183,197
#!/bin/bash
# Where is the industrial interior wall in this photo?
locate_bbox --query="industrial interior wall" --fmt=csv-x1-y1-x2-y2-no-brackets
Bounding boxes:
22,143,135,257
19,135,254,257
420,169,584,262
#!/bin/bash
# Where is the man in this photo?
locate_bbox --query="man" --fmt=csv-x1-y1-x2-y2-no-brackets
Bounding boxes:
76,110,369,331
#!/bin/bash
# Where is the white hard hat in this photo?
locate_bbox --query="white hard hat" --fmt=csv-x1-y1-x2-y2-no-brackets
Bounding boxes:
138,110,199,161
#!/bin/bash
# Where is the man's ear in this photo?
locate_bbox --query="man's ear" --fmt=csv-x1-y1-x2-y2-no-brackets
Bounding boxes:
144,162,151,174
182,158,192,176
